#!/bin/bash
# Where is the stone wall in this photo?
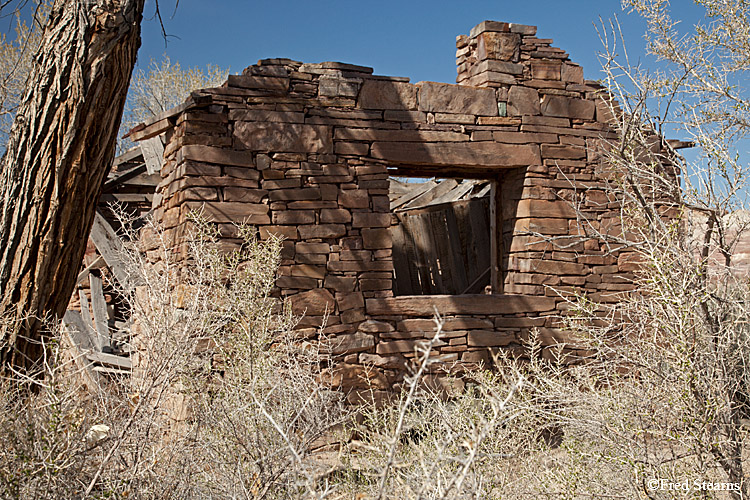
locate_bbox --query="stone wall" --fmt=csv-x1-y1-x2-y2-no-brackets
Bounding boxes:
131,20,667,394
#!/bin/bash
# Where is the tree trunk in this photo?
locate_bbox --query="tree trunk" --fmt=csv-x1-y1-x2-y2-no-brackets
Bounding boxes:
0,0,145,373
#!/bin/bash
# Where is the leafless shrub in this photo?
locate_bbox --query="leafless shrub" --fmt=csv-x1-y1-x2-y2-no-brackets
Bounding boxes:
0,211,349,498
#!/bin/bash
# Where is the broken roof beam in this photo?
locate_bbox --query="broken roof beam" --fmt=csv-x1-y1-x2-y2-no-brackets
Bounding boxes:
399,178,459,211
390,180,437,211
126,93,213,142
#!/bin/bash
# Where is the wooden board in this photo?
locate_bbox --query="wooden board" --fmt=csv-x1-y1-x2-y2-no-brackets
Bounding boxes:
89,272,110,351
89,211,132,290
141,136,165,175
391,197,490,295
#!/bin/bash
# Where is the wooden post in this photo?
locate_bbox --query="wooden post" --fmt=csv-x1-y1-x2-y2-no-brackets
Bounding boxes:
490,178,504,294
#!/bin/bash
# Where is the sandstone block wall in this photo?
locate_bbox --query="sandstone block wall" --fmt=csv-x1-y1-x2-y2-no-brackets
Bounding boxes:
131,20,668,393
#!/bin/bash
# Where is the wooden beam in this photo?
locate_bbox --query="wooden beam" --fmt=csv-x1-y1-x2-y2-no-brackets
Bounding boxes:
103,164,146,192
399,179,459,211
63,310,98,352
62,310,102,387
490,179,504,294
112,145,144,168
89,211,132,290
76,255,106,287
87,351,131,370
390,180,436,211
140,136,165,175
88,272,110,351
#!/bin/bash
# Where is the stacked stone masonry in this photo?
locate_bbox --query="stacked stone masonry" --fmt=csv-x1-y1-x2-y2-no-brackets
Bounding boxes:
132,20,666,399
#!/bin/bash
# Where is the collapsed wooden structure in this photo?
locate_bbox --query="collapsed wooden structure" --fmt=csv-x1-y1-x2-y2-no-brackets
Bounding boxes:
63,139,163,380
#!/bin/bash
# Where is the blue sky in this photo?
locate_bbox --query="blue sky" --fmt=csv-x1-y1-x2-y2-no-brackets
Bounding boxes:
134,0,704,86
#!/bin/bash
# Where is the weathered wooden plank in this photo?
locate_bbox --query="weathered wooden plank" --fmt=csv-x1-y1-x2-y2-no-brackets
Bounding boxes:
409,212,439,294
127,117,172,142
390,180,436,211
89,211,132,290
370,142,541,168
87,351,132,370
428,209,454,294
399,178,459,211
468,199,491,285
78,288,92,330
451,201,475,282
63,310,97,352
100,193,155,204
92,365,130,375
61,310,101,386
88,273,110,351
112,146,144,168
390,223,412,296
76,255,106,287
141,136,165,174
444,206,470,294
490,180,504,293
398,214,424,295
103,164,146,192
461,267,491,294
426,180,477,207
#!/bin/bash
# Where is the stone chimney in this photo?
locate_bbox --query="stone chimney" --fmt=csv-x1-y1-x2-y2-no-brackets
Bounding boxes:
456,21,582,91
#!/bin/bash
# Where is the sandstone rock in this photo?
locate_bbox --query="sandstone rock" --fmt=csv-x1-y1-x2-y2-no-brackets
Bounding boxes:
298,224,347,239
289,288,336,316
320,208,352,223
540,95,595,120
234,122,333,153
352,213,391,228
369,142,541,168
329,332,374,355
418,82,497,116
318,74,362,98
358,80,418,110
324,276,356,292
336,292,364,311
179,145,255,168
338,190,369,208
477,32,521,62
319,362,387,390
360,353,408,370
515,199,576,218
182,201,269,224
358,320,394,333
561,63,584,84
276,276,318,289
467,330,516,347
226,75,289,91
541,144,586,160
366,295,557,316
507,86,541,116
361,228,392,249
290,264,326,279
272,210,316,224
531,61,561,80
222,188,267,203
259,225,299,240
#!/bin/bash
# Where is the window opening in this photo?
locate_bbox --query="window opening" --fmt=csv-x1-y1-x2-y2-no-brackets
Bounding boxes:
389,177,493,296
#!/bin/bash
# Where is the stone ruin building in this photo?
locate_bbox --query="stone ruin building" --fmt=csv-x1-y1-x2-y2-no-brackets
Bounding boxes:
67,20,684,399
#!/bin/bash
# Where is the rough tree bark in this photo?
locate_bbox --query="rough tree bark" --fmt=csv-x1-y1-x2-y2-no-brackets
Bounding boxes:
0,0,145,373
